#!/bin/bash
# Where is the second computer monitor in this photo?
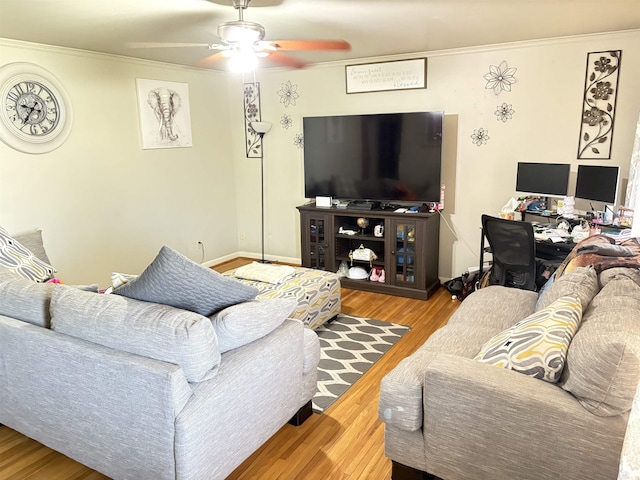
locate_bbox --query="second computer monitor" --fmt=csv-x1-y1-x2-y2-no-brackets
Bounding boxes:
515,162,571,197
575,164,619,204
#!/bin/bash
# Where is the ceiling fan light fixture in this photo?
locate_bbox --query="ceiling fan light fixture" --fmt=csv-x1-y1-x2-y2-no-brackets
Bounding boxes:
228,47,259,73
218,21,265,45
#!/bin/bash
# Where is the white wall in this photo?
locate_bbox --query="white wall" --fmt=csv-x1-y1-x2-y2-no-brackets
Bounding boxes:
234,30,640,279
2,30,639,287
0,39,238,286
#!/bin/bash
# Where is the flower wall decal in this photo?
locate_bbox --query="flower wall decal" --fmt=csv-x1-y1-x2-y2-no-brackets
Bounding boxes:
483,60,518,95
495,103,515,122
471,128,490,146
243,82,263,158
277,80,299,108
577,50,622,159
293,133,304,149
280,114,293,130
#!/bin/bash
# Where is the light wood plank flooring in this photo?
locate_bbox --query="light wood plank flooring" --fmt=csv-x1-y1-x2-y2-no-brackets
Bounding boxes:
0,259,458,479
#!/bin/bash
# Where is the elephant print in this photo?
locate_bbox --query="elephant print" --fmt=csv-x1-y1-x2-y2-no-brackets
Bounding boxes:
147,88,182,142
136,78,192,149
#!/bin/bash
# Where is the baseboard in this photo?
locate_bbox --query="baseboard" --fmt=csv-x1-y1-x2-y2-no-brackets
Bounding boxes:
224,251,301,266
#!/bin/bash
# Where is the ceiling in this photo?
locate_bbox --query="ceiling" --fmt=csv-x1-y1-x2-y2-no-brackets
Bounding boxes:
1,0,639,71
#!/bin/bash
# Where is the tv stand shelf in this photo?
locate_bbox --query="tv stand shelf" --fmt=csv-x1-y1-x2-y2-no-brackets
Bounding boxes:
297,203,440,300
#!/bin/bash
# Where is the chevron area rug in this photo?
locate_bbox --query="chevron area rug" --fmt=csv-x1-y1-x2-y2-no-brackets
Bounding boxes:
312,314,410,413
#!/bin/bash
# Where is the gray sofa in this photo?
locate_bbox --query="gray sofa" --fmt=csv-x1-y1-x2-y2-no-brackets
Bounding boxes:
379,263,640,480
0,237,320,480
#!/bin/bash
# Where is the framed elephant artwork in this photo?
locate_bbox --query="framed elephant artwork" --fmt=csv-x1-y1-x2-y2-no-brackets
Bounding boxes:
136,78,193,149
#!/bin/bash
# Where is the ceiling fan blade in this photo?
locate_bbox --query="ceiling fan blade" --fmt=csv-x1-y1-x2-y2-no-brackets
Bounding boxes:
127,42,225,50
196,51,228,68
266,51,306,69
266,40,351,51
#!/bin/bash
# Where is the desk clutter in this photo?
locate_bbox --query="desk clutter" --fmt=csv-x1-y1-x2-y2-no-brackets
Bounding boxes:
500,195,634,243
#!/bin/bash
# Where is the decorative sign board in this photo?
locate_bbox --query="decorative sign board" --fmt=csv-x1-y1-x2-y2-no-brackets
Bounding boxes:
345,58,427,94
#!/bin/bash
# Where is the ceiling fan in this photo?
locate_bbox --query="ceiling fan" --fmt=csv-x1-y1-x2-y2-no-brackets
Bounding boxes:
129,0,351,71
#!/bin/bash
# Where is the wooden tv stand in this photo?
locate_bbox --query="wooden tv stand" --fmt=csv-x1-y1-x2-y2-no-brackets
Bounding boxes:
297,203,440,300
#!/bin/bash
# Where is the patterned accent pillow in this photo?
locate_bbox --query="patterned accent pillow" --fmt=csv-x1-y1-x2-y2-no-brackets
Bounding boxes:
0,226,56,282
114,246,258,316
111,271,138,289
475,295,583,383
233,262,296,284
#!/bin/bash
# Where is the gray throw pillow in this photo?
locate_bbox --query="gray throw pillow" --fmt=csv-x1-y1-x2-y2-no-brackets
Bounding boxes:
114,246,258,316
209,298,297,353
13,229,52,265
51,285,221,383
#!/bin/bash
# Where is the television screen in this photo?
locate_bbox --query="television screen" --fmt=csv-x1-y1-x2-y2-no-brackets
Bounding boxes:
575,164,619,204
515,162,570,197
303,111,443,203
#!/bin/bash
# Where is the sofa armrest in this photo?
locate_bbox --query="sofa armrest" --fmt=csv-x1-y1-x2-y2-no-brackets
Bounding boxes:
0,315,193,479
422,354,628,480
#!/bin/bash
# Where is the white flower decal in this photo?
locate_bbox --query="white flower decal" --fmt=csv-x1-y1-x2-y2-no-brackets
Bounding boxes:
277,80,299,108
293,134,304,149
471,128,490,146
495,103,515,122
280,114,293,130
483,61,517,95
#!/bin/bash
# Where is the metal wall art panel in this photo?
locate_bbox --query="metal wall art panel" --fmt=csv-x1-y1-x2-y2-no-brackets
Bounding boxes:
577,50,622,159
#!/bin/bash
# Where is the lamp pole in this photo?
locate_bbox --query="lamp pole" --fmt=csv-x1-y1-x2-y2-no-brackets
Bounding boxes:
250,121,272,263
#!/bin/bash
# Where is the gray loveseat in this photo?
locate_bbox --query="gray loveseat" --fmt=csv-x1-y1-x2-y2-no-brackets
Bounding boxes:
379,262,640,480
0,234,320,480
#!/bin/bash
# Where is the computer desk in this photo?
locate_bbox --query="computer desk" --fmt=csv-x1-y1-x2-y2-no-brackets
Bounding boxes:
479,213,576,279
481,210,627,274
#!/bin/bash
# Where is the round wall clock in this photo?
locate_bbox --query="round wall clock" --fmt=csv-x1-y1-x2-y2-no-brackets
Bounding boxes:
0,62,73,154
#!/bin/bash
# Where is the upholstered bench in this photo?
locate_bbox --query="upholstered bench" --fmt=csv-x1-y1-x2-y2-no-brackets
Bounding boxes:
223,264,341,329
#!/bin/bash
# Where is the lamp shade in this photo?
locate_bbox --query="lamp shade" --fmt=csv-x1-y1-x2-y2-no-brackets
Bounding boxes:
251,121,272,134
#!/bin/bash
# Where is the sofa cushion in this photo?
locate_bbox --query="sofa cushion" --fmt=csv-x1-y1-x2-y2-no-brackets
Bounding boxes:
536,266,599,312
561,270,640,416
12,229,52,265
0,226,56,282
51,285,220,383
209,298,296,353
114,246,258,316
0,267,54,327
475,295,583,383
599,267,640,288
446,285,538,330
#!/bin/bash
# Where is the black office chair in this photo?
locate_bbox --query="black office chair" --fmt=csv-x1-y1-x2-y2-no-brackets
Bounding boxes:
481,214,537,291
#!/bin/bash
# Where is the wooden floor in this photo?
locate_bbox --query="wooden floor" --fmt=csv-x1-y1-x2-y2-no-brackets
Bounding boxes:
0,258,459,480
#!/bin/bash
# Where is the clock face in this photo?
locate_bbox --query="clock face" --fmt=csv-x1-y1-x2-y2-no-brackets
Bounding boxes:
6,80,61,137
0,63,73,154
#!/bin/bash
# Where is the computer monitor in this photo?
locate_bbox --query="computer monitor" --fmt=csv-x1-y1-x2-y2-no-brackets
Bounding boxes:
515,162,571,197
575,165,619,204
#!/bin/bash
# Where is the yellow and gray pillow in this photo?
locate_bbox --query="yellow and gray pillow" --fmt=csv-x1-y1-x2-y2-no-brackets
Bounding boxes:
475,295,583,383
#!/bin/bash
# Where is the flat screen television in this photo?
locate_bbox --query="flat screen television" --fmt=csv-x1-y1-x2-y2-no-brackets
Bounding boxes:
575,164,619,204
302,111,443,203
515,162,571,197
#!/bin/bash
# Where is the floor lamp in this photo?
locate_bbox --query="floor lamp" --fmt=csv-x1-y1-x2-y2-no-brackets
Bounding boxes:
250,121,273,263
